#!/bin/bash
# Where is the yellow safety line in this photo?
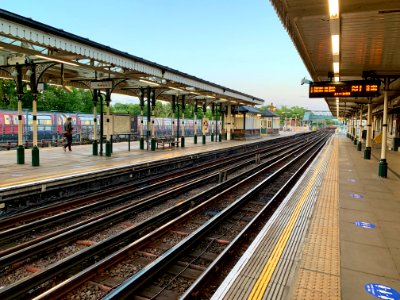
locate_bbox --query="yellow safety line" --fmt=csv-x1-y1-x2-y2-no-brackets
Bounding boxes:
248,144,330,300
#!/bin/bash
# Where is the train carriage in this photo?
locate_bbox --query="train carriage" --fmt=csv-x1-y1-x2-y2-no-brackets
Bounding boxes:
1,109,208,144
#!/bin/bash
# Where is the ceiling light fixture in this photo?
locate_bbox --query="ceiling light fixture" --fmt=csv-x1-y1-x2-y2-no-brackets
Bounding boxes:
329,0,339,19
169,86,184,91
331,34,339,55
139,79,160,86
333,62,340,74
36,54,79,67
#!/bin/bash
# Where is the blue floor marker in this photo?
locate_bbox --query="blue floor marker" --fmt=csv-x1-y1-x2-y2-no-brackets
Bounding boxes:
354,221,376,229
351,193,364,199
365,283,400,299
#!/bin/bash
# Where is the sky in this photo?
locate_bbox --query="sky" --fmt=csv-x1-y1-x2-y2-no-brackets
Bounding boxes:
1,0,329,111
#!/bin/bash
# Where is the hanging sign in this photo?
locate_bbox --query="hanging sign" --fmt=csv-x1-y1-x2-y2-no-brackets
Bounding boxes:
309,80,380,98
203,118,209,133
90,80,112,89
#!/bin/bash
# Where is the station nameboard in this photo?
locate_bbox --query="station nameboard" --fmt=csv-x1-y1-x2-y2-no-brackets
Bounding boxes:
309,80,381,98
90,80,112,89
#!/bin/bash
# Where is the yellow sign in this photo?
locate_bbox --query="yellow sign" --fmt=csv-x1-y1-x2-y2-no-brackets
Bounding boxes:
202,118,209,133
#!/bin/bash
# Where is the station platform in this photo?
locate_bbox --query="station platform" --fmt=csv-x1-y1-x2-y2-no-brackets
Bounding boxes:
1,133,399,300
0,133,289,190
212,134,400,300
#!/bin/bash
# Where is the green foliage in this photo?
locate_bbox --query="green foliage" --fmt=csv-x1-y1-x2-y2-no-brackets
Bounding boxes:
112,102,141,115
37,86,94,112
0,79,17,109
0,81,96,113
110,99,213,120
274,105,307,124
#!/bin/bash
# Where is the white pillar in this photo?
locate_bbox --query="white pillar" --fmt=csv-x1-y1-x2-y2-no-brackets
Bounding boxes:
366,103,372,148
359,107,363,141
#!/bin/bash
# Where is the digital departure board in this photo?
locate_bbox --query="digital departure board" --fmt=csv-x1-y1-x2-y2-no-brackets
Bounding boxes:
309,80,381,98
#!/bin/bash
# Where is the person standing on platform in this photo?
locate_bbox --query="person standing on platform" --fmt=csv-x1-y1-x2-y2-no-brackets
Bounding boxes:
63,116,73,152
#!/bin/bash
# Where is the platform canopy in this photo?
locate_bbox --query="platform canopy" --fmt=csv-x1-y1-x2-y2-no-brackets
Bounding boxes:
270,0,400,117
0,9,264,106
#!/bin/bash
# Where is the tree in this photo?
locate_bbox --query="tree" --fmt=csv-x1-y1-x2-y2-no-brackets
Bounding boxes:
0,79,17,109
274,105,307,124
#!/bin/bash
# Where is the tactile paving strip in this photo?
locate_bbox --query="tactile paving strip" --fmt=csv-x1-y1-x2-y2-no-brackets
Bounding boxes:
291,137,340,299
211,137,335,300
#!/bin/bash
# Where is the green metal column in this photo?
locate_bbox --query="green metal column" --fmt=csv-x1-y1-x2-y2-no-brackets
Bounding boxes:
194,100,198,144
92,89,98,156
181,95,185,148
139,88,145,150
30,65,39,167
211,103,215,142
151,88,156,151
219,104,222,142
227,104,232,141
105,89,112,157
202,102,207,144
15,64,25,164
171,95,176,144
99,92,104,156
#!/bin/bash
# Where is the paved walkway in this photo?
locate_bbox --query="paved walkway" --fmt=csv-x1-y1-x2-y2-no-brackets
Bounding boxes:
338,135,400,299
0,133,292,189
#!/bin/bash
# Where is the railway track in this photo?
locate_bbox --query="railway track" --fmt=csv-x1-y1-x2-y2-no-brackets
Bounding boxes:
0,134,310,216
0,134,310,252
0,131,332,299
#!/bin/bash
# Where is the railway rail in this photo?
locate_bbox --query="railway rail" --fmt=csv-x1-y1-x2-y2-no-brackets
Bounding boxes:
0,131,333,299
0,133,309,216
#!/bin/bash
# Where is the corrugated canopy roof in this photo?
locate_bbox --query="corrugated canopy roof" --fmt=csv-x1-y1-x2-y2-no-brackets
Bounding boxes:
0,9,265,106
270,0,400,118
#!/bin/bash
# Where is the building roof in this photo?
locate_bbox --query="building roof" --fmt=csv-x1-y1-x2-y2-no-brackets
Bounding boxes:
237,106,261,114
260,110,278,117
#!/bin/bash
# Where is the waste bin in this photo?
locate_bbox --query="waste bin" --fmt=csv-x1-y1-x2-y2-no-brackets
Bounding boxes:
393,137,400,151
